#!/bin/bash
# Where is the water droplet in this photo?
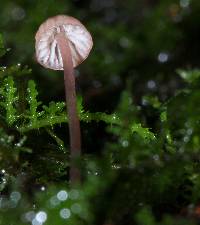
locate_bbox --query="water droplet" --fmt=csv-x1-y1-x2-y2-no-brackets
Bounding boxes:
147,80,156,89
158,52,169,63
180,0,190,8
112,164,121,169
57,190,68,201
11,6,26,21
50,196,60,207
10,191,21,203
40,186,45,191
179,147,185,153
32,218,42,225
153,154,159,161
2,178,6,183
184,136,189,143
71,203,82,214
121,140,129,147
119,37,131,48
35,211,47,223
25,211,35,222
60,208,71,219
69,189,79,200
187,128,193,135
142,98,148,106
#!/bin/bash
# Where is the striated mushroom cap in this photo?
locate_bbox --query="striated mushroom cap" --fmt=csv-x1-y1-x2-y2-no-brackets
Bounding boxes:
35,15,93,70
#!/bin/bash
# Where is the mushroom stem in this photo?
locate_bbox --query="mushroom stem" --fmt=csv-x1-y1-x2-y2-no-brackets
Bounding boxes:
56,32,81,184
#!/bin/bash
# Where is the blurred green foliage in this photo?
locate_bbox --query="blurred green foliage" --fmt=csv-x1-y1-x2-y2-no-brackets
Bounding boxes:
1,0,200,225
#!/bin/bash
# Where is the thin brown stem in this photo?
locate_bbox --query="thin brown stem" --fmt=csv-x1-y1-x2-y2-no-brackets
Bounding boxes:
56,32,81,184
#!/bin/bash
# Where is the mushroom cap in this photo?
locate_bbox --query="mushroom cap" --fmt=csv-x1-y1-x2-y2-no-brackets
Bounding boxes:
35,15,93,70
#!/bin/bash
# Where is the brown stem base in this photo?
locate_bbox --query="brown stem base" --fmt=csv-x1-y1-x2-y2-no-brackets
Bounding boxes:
56,32,81,184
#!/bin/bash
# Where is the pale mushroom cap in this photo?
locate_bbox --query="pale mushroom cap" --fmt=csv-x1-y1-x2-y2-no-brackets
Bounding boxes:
35,15,93,70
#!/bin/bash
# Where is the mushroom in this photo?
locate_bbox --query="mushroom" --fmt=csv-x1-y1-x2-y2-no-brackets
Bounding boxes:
35,15,93,183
